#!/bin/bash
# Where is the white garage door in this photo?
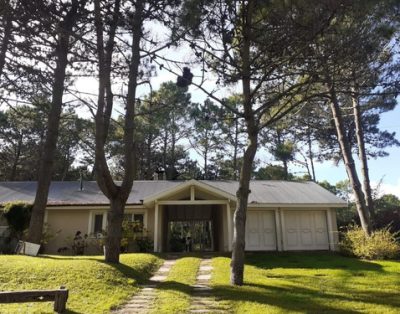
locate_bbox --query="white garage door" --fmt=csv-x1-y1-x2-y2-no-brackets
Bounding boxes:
283,211,329,250
245,211,276,251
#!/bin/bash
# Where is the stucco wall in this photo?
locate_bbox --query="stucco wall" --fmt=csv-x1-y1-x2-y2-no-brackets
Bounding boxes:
45,209,90,254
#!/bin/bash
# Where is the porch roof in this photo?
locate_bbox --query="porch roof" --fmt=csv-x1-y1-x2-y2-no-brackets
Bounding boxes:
0,180,346,207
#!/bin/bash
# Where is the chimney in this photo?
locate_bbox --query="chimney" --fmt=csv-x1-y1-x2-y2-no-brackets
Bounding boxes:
153,172,159,181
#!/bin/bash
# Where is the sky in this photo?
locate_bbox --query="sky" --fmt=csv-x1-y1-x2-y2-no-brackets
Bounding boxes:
71,51,400,198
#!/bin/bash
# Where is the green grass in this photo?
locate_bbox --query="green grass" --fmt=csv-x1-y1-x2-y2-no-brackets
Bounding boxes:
151,256,201,314
211,252,400,313
0,253,162,314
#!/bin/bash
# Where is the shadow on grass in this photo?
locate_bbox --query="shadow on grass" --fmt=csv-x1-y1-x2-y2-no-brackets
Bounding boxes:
40,253,162,284
243,252,384,272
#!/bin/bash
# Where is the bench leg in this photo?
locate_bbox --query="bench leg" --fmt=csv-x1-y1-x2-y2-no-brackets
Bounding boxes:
54,291,68,313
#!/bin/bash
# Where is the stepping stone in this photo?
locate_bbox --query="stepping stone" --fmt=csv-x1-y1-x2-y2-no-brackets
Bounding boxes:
197,274,211,280
157,266,171,272
163,260,176,266
199,266,213,271
149,275,167,281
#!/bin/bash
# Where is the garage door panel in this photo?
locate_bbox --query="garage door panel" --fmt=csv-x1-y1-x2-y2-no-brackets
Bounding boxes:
246,211,276,250
300,229,313,246
284,211,329,250
286,228,298,247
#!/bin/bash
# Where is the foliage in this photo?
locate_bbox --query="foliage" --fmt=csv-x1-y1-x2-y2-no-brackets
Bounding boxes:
211,253,400,313
121,219,153,253
373,194,400,232
255,165,294,180
2,201,32,239
0,253,162,313
339,225,400,260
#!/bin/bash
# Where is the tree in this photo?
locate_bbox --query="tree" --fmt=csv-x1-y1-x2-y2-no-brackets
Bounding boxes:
93,0,180,262
27,0,88,244
308,1,400,235
177,0,346,285
189,99,224,179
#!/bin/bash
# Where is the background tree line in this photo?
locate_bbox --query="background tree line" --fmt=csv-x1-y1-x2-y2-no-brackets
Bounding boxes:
0,0,399,284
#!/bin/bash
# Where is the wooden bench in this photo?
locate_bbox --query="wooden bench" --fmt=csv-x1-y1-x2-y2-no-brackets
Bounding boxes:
0,286,68,313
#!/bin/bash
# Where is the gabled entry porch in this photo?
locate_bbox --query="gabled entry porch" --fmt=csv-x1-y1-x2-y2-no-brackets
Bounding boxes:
143,180,235,253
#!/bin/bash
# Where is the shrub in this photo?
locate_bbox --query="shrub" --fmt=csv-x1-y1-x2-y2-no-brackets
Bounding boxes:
339,225,400,260
2,202,32,239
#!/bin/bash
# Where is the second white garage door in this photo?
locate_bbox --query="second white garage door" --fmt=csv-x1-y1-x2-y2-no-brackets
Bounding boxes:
245,211,276,251
283,211,329,250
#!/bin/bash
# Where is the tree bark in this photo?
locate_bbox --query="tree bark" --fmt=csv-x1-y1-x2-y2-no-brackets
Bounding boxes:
0,0,12,82
231,130,257,285
307,127,316,181
27,0,82,244
94,0,142,263
233,118,239,180
105,197,125,262
328,84,371,235
9,133,22,181
230,0,257,286
351,88,374,215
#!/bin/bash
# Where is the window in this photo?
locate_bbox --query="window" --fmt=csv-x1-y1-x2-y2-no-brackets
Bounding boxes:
89,211,106,236
94,214,104,233
124,213,144,232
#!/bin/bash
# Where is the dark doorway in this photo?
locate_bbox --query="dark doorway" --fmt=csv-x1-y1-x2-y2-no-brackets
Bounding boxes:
162,204,223,252
168,220,214,252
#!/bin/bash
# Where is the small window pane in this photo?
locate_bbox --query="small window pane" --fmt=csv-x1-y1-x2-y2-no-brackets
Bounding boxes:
94,214,103,233
133,214,144,225
124,214,133,222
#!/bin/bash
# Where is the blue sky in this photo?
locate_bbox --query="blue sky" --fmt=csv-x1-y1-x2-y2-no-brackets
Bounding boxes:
73,42,400,197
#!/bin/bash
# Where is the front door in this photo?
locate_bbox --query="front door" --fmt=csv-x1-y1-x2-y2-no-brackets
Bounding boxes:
168,220,214,252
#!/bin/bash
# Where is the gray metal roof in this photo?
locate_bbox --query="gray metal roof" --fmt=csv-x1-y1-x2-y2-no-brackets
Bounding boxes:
0,180,346,206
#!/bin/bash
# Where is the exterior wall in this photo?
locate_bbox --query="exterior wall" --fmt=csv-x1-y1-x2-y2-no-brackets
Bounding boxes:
41,204,338,254
44,206,150,255
45,209,91,254
329,208,340,250
246,206,338,252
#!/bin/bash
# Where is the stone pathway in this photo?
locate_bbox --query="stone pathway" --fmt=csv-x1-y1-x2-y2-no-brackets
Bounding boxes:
113,256,178,314
189,255,227,313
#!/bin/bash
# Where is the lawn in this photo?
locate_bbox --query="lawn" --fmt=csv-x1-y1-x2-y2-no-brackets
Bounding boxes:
0,253,162,314
211,252,400,313
151,256,201,314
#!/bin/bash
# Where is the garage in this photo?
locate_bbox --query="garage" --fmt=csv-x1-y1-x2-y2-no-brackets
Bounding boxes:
245,210,276,251
283,210,329,250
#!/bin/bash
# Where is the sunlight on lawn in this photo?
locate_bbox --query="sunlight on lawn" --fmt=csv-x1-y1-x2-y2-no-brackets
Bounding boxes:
211,253,400,314
0,253,162,314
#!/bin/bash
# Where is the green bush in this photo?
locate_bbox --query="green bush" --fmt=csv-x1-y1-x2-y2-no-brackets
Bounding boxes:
2,201,32,239
339,225,400,260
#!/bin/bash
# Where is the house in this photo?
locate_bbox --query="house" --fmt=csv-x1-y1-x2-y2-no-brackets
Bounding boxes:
0,180,346,254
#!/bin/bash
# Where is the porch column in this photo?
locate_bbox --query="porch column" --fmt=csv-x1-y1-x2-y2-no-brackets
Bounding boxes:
154,202,159,252
326,208,335,251
226,202,232,251
274,209,283,251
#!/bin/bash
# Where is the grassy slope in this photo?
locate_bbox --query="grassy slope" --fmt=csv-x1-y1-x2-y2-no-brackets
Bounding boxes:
212,252,400,314
0,254,162,314
151,256,201,314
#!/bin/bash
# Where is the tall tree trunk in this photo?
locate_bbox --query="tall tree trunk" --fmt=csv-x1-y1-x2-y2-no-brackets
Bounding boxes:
351,88,374,214
231,130,257,285
307,128,316,181
0,1,12,82
27,1,81,244
231,0,257,286
328,84,371,235
94,0,142,263
9,134,22,181
105,197,125,262
233,118,239,180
